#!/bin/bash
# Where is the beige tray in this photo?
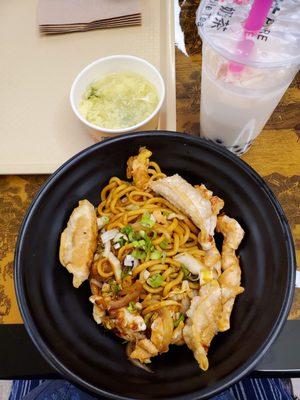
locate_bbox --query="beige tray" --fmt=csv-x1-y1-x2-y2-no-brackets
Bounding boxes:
0,0,175,174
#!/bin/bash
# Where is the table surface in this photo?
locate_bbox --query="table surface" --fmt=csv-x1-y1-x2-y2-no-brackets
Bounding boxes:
0,0,299,377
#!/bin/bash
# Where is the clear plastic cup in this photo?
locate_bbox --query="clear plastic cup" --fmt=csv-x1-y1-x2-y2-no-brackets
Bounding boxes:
197,0,300,155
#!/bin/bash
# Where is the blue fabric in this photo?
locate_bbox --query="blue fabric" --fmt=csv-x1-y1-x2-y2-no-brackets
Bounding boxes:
9,377,293,399
9,380,100,400
9,380,45,400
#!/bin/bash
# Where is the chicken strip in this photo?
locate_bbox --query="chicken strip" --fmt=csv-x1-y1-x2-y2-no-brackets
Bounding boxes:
59,200,98,288
183,280,222,371
150,175,216,248
92,304,105,324
196,184,224,275
126,147,152,189
150,175,223,276
114,307,147,341
150,307,174,353
195,184,224,216
171,321,185,345
130,339,158,364
216,215,245,332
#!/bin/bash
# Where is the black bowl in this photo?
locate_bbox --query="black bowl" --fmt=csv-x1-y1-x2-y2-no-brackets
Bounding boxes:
15,132,295,400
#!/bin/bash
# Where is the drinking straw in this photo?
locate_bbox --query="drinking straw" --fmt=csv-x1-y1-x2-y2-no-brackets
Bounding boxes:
229,0,273,73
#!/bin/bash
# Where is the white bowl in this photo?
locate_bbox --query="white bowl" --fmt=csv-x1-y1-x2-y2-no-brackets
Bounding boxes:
70,55,165,139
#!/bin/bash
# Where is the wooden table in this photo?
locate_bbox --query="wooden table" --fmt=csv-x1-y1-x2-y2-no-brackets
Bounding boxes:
0,0,299,377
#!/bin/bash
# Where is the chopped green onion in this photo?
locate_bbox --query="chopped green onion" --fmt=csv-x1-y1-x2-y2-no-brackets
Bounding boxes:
127,301,136,313
174,313,185,328
144,234,154,251
121,225,133,235
130,230,143,242
132,249,146,261
116,235,128,247
182,266,190,280
108,279,121,295
147,273,164,288
150,250,163,260
141,212,156,229
131,239,146,249
117,237,126,247
122,226,144,242
160,239,169,249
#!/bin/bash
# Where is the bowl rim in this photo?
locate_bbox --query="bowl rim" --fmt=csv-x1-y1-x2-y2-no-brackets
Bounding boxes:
14,131,296,400
69,55,166,134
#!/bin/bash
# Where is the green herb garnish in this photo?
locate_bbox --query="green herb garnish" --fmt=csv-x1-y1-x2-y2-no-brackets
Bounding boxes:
108,279,121,295
129,231,140,242
174,313,185,328
127,301,136,313
150,250,163,260
143,232,154,252
117,236,127,247
132,249,146,261
121,225,134,235
147,273,164,288
122,225,142,242
122,226,155,258
131,239,146,249
141,212,156,229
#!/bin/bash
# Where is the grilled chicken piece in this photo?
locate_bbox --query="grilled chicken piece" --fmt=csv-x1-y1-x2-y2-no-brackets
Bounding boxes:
171,321,185,345
196,184,224,275
183,280,222,371
151,175,224,276
195,184,224,216
130,339,159,363
59,200,97,288
203,245,221,277
150,175,216,248
150,307,174,353
92,304,105,324
114,307,146,341
126,147,152,189
216,215,245,332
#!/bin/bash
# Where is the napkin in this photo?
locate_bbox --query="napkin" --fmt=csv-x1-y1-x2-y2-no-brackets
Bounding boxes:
38,0,141,34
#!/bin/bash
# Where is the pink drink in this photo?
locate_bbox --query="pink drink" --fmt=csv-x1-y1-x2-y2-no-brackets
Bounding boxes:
200,43,298,155
197,0,300,155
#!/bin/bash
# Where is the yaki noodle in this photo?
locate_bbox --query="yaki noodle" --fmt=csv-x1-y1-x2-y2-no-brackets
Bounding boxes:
59,147,245,371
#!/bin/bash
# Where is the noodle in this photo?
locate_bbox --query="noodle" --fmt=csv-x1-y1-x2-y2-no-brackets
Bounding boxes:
142,300,181,315
97,258,114,279
61,146,241,373
92,162,205,321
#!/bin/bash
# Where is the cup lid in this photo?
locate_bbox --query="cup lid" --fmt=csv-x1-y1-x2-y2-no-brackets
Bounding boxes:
196,0,300,68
